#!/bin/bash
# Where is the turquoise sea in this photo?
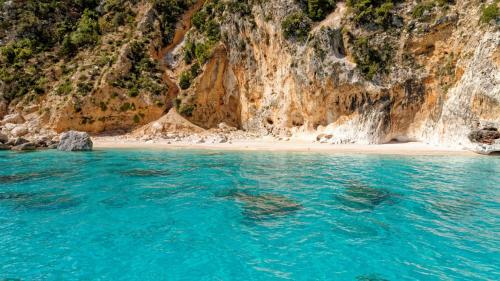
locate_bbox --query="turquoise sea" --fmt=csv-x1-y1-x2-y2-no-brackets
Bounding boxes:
0,149,499,280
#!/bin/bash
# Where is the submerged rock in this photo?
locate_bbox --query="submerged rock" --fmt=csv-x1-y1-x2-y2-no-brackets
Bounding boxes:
336,181,396,211
220,190,302,219
57,131,93,151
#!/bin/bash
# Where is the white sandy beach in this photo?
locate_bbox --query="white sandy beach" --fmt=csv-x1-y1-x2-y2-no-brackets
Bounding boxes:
92,137,476,156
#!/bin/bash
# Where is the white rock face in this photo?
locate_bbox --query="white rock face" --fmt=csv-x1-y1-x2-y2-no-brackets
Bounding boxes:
424,31,500,148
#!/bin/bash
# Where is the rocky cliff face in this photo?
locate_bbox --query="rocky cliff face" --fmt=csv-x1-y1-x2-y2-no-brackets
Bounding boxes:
1,0,499,148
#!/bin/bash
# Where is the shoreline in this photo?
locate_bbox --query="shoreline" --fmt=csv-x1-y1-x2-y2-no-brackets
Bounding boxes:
92,138,477,156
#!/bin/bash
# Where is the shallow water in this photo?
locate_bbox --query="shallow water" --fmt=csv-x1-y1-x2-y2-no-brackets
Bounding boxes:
0,149,499,280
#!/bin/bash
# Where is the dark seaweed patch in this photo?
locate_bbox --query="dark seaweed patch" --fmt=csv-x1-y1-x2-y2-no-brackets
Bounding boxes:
0,191,81,211
336,180,398,211
0,174,40,184
0,169,75,185
119,169,172,177
356,273,389,281
100,196,130,209
220,190,303,220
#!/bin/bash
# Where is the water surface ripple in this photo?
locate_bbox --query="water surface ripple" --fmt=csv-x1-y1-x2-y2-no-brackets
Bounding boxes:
0,150,498,280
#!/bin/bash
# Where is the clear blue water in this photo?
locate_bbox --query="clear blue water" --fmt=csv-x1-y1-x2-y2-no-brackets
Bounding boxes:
0,149,499,281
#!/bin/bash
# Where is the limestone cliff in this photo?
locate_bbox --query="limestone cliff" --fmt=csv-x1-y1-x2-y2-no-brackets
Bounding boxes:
0,0,499,149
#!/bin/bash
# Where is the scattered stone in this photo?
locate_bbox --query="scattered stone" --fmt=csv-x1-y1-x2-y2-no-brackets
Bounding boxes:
11,126,28,137
1,113,24,125
11,142,36,151
206,134,228,144
468,127,500,145
57,131,93,151
316,134,333,143
8,137,29,146
218,122,237,132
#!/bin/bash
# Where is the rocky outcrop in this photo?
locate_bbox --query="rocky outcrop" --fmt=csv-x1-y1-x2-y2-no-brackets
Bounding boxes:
0,0,498,149
57,131,93,151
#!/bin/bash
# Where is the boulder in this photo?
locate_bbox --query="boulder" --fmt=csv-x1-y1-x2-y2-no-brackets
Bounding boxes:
57,131,93,151
1,113,24,125
11,126,28,137
12,142,36,151
0,143,10,150
316,134,333,143
468,128,500,145
471,140,500,155
0,133,8,143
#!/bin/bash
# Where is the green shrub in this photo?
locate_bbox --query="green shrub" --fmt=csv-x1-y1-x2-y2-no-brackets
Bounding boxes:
346,0,397,28
190,63,201,77
282,12,312,41
179,71,192,90
70,9,100,48
179,103,195,117
352,36,392,80
307,0,336,21
481,1,499,24
184,41,196,64
133,114,141,123
412,2,435,18
227,1,251,16
205,19,221,42
128,86,139,97
57,80,73,95
192,10,208,30
195,42,210,64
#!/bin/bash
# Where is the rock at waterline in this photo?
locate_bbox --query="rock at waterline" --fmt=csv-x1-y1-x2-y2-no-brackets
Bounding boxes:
11,142,36,151
57,131,93,151
11,142,35,151
0,143,10,150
